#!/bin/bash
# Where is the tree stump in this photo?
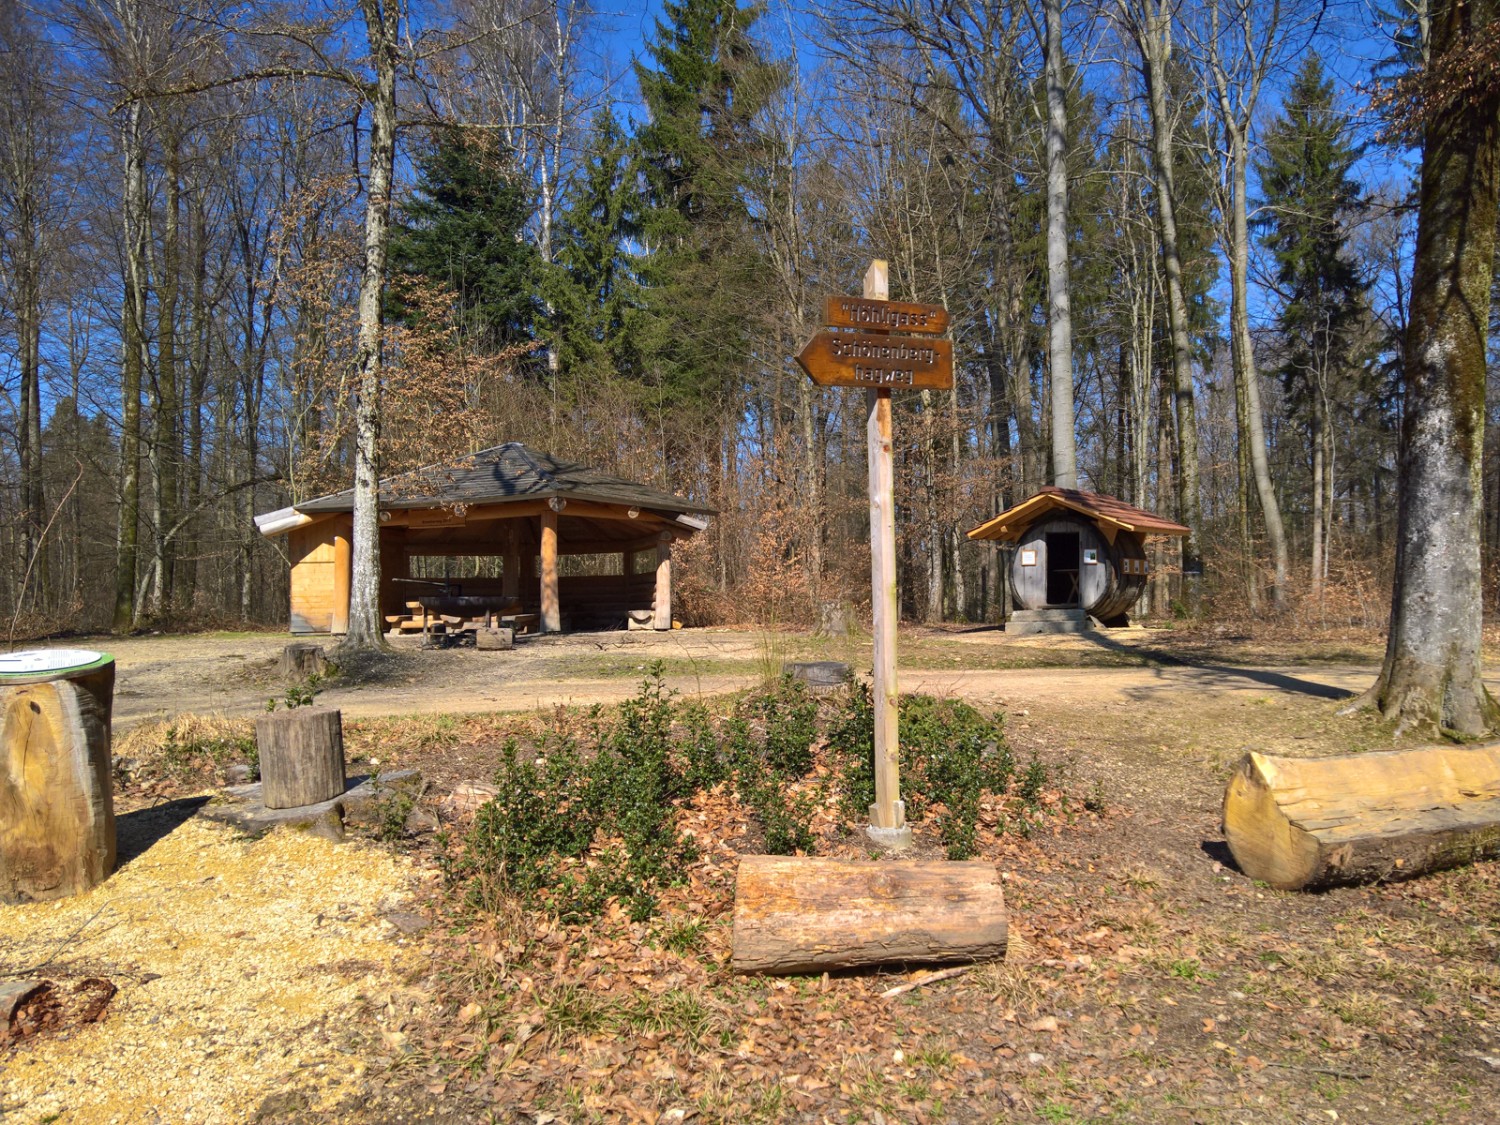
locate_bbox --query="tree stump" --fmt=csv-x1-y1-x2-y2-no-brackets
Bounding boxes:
783,662,853,694
1,650,117,903
476,627,513,651
255,708,346,810
279,643,328,680
732,856,1007,974
1223,747,1500,890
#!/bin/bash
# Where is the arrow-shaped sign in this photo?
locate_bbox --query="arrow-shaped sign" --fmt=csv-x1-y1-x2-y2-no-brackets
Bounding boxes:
796,330,954,390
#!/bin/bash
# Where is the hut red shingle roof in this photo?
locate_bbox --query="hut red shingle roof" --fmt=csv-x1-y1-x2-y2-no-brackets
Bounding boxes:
967,486,1190,542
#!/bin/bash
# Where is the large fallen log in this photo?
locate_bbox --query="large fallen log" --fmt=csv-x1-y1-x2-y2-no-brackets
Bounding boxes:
1222,747,1500,891
731,855,1007,974
1,650,116,903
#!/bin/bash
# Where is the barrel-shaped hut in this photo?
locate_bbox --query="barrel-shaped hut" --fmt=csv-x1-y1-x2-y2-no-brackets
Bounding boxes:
967,487,1189,627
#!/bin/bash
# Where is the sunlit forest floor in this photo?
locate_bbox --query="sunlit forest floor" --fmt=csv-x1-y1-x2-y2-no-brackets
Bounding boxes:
6,624,1500,1123
33,619,1497,733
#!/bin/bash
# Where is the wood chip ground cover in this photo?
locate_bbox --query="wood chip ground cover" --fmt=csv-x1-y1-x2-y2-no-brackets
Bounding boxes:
0,811,426,1124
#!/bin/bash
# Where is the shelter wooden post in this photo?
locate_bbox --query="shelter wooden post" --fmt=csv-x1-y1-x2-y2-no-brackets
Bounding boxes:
654,534,673,630
331,522,352,635
540,511,561,632
502,525,521,600
862,260,909,845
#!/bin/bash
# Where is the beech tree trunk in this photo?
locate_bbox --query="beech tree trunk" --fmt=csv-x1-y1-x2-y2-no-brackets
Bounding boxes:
732,856,1007,974
1044,0,1077,489
1224,124,1290,608
114,98,147,632
1357,0,1500,736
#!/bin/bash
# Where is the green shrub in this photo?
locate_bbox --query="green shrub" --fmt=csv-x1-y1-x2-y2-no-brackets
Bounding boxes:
457,664,697,923
827,687,1025,859
728,678,820,855
826,681,876,824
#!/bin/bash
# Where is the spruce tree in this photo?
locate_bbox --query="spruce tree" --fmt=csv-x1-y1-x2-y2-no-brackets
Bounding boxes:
1256,56,1374,588
1257,57,1370,425
631,0,785,418
389,129,542,355
544,110,640,384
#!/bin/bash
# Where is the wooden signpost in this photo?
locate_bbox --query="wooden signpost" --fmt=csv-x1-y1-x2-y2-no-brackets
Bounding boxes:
797,261,953,849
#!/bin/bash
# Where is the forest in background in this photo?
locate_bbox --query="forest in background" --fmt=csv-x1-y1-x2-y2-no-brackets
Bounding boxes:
0,0,1493,638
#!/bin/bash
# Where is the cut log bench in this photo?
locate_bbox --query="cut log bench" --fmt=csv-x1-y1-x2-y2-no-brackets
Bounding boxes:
1,650,117,904
1223,746,1500,891
732,855,1007,974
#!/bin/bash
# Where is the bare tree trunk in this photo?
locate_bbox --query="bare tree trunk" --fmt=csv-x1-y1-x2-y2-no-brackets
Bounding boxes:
1224,122,1290,608
921,390,942,621
949,387,966,617
1137,4,1202,603
798,369,822,606
340,0,401,652
1044,0,1077,488
1311,391,1325,603
1234,363,1258,613
113,98,147,632
1352,0,1500,736
149,139,181,620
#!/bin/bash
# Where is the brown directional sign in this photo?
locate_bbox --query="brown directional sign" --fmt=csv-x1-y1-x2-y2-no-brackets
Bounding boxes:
824,296,950,335
796,330,954,390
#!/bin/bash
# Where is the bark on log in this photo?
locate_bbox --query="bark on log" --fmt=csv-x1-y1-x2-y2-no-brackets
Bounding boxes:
279,643,327,680
1,653,116,903
731,856,1007,974
1222,747,1500,891
255,708,346,810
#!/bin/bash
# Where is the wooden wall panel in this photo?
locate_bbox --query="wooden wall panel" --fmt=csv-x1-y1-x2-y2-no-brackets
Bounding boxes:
288,524,338,634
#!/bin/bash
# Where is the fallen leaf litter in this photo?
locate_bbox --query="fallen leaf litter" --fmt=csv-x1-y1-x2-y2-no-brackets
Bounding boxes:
0,814,424,1123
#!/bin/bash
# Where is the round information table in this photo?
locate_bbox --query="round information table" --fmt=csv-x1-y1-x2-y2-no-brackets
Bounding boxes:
0,649,117,903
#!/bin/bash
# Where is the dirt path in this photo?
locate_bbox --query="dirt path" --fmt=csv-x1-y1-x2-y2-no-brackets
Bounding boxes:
24,628,1448,735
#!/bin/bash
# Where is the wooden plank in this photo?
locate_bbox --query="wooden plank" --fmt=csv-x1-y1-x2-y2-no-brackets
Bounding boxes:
797,331,953,390
823,295,949,335
731,856,1006,974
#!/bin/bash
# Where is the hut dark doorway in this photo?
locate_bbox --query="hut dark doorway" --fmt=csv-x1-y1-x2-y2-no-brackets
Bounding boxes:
1046,531,1081,606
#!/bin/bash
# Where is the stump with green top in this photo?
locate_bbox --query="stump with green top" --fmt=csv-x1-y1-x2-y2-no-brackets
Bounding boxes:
1,649,117,903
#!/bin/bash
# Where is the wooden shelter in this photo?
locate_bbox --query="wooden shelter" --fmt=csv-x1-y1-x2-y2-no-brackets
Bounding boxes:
254,444,713,637
967,486,1189,626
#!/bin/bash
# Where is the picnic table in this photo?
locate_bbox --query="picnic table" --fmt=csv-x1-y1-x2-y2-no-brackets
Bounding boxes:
414,594,521,643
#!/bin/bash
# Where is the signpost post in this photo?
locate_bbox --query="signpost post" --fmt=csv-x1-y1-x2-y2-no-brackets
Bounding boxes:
796,260,952,850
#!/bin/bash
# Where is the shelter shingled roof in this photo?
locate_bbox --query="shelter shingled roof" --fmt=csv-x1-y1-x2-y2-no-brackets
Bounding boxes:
967,485,1189,542
293,443,716,518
